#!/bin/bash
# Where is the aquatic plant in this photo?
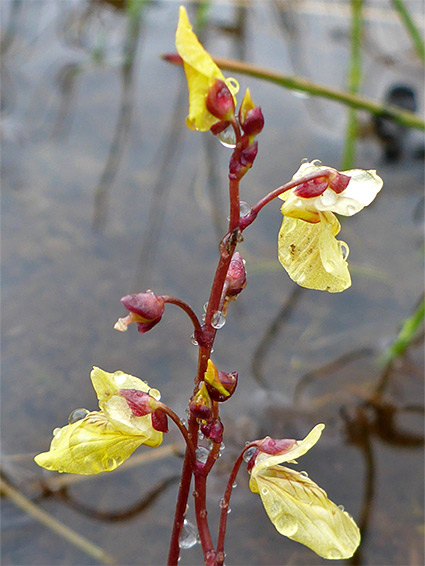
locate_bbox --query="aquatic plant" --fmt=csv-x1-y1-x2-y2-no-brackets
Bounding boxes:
35,6,383,565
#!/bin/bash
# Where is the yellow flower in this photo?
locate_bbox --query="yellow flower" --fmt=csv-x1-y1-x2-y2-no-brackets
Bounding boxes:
175,5,239,131
34,367,163,474
249,424,361,560
278,160,383,292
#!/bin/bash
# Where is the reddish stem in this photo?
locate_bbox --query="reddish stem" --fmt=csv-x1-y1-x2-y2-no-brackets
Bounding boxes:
215,447,254,564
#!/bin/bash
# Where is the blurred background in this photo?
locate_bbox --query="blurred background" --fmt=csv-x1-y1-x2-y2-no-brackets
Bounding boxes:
1,0,424,564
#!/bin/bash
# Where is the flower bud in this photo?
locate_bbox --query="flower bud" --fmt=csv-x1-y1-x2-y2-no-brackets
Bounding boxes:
114,292,165,334
200,419,224,444
240,140,258,167
226,252,246,297
206,79,235,121
189,382,213,421
204,359,238,402
239,89,264,137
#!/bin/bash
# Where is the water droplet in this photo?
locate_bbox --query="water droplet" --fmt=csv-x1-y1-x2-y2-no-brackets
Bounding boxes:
198,430,205,440
275,515,299,536
201,314,206,323
243,446,257,462
299,471,309,478
327,548,343,559
340,242,349,260
338,504,345,512
217,125,236,148
196,446,209,464
232,482,238,489
68,408,89,424
203,302,209,312
190,334,199,346
301,157,309,164
227,507,232,514
178,519,199,549
239,201,252,217
211,311,226,329
290,89,310,100
53,428,61,437
115,372,127,385
347,204,357,215
219,442,226,452
312,159,322,167
192,490,199,498
219,498,228,509
105,457,117,470
261,487,269,495
320,190,338,206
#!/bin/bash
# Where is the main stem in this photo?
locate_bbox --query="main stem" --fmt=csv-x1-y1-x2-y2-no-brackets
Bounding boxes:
167,130,242,566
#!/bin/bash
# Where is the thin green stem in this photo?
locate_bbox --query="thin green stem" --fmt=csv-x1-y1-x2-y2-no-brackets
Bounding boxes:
391,0,425,63
209,57,425,131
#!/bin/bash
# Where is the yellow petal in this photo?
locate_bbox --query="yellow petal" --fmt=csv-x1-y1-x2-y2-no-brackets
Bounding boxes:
90,367,163,441
175,6,238,131
252,424,324,474
278,213,351,292
34,412,149,474
250,466,360,559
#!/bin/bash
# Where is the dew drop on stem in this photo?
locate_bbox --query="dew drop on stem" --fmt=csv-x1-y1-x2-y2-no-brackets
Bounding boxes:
217,124,236,148
178,519,199,549
211,311,226,329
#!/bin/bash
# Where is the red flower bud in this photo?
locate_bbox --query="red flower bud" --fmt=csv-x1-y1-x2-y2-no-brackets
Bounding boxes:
254,436,297,455
206,79,235,121
189,383,213,421
226,252,246,297
200,419,224,444
240,106,264,137
204,359,238,403
115,292,165,334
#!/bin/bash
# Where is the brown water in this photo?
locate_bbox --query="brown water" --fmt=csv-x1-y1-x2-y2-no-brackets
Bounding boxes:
1,1,424,565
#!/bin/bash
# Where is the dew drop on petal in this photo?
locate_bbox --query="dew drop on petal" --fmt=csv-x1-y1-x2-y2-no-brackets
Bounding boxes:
276,515,299,536
327,548,343,559
211,311,226,329
261,487,269,495
347,204,357,215
68,408,89,424
312,159,322,167
53,428,61,437
115,372,127,385
178,519,199,549
301,157,309,164
299,470,309,478
320,190,338,206
338,504,345,512
340,242,349,260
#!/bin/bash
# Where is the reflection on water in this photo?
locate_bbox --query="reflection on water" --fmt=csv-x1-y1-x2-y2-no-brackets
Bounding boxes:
1,1,424,565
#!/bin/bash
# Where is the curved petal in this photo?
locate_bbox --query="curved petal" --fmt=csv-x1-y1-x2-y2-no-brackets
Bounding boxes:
251,466,360,559
278,215,351,292
34,412,148,474
91,367,153,403
252,424,324,474
176,5,233,131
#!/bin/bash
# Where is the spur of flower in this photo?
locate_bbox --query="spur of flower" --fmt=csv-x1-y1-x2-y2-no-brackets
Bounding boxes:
278,160,383,292
247,424,360,559
175,5,239,131
34,367,164,475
